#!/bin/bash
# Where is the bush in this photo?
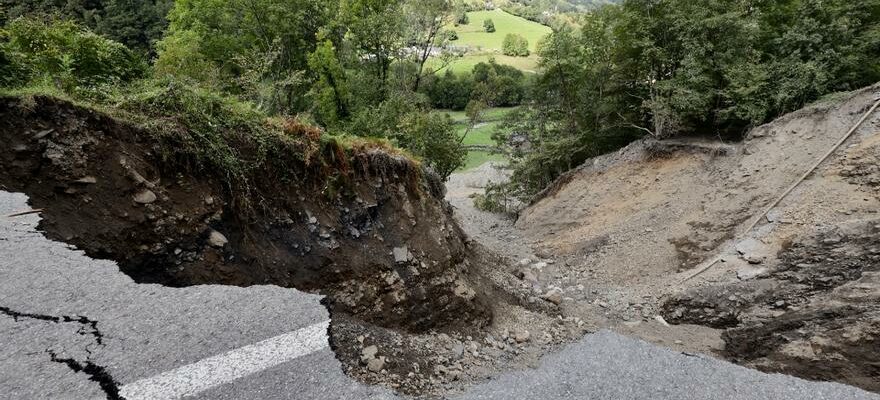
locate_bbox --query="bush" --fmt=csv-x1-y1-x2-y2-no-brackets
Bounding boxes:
345,91,465,179
472,61,526,106
502,34,530,57
483,18,495,33
0,18,146,93
454,9,469,25
397,112,465,179
424,70,474,110
473,182,516,214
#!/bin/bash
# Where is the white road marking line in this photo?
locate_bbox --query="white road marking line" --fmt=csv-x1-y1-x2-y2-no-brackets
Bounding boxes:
119,320,330,400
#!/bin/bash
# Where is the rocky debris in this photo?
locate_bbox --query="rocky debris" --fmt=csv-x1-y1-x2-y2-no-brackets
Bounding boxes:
541,288,564,305
513,329,530,343
664,220,880,392
737,267,768,281
132,189,157,204
361,345,379,362
207,230,228,248
393,246,411,264
515,267,538,284
367,357,386,373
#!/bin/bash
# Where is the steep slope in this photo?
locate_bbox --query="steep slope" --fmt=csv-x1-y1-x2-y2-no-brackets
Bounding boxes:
0,95,589,397
499,84,880,391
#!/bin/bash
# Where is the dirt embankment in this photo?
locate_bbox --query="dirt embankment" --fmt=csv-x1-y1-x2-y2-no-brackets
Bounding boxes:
462,85,880,392
0,96,510,394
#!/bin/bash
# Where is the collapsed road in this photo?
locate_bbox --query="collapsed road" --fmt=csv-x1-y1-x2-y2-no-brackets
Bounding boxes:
2,191,879,399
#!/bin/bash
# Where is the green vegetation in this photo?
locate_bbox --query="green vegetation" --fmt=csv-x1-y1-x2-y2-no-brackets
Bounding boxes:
483,18,495,32
424,60,529,110
0,18,146,92
448,106,514,171
502,34,529,57
449,9,549,52
493,0,880,203
3,0,879,204
0,0,173,54
441,9,550,73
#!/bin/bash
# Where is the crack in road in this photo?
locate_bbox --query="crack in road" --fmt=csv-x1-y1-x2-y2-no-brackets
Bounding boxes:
47,350,124,400
1,306,123,399
0,306,104,345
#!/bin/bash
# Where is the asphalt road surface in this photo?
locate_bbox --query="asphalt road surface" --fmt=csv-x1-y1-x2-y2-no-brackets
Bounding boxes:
1,190,877,400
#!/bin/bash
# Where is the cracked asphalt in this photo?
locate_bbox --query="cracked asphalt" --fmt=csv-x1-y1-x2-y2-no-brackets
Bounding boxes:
2,189,878,400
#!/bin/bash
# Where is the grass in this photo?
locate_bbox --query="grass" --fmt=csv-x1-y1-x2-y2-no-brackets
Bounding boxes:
461,151,507,170
439,9,551,74
441,107,516,171
451,9,551,53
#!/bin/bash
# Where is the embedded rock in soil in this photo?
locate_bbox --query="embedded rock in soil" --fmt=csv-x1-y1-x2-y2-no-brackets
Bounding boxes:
661,220,880,393
0,96,491,336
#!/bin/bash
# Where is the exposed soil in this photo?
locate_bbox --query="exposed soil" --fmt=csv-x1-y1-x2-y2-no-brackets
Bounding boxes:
4,82,880,397
0,96,586,398
450,84,880,393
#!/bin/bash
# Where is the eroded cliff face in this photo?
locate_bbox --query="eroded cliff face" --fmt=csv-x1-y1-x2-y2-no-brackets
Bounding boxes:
0,96,490,333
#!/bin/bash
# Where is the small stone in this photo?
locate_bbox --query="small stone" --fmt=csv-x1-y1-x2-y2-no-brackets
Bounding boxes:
674,340,683,345
361,345,378,362
533,262,548,270
73,176,97,184
454,281,476,300
743,255,764,265
516,268,538,283
451,344,464,359
448,370,462,381
737,267,767,281
393,246,410,263
33,129,54,139
513,329,530,343
597,301,609,309
367,357,385,373
518,258,532,267
208,230,228,248
541,288,563,305
205,196,215,206
133,189,157,204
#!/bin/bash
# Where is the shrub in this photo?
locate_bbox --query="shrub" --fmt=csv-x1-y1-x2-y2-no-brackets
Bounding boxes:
483,18,495,33
502,34,530,57
397,112,465,180
0,18,146,93
424,70,474,110
454,9,469,25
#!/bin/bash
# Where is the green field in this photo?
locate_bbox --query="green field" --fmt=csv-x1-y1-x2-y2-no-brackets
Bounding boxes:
444,107,515,171
452,9,551,52
439,9,551,74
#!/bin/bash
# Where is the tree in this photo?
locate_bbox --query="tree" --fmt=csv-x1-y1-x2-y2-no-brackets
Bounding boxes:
483,18,495,33
397,111,465,179
453,7,469,25
308,39,350,127
341,0,405,99
403,0,453,92
0,0,172,53
155,0,337,113
502,33,529,57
